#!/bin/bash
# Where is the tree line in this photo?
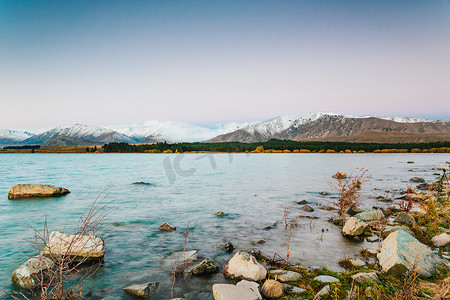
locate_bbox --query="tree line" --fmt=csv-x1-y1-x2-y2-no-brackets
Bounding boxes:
102,140,450,153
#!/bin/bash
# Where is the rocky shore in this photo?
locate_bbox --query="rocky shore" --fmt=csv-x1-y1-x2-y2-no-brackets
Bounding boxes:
6,164,450,299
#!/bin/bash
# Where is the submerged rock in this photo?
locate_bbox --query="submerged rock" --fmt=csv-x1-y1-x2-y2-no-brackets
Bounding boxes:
214,211,226,216
223,250,267,281
319,191,328,196
42,231,104,262
297,200,308,205
342,217,367,236
409,177,425,183
301,205,314,212
165,250,198,265
212,280,261,300
217,241,234,252
8,184,70,200
431,233,450,248
354,210,384,222
123,282,159,298
188,257,219,275
132,182,152,185
377,230,444,278
269,269,302,282
159,223,176,231
332,172,347,179
260,280,283,298
11,256,55,289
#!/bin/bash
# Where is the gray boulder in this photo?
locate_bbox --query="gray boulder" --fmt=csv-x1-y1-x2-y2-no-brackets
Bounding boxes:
283,284,306,294
11,256,55,289
342,217,367,236
8,184,70,200
382,225,415,238
377,230,444,278
212,280,261,300
123,282,159,298
354,210,384,222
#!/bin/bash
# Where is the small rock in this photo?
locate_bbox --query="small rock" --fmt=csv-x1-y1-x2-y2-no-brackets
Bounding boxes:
212,280,261,300
8,184,70,200
297,200,308,205
264,222,277,230
301,205,314,212
159,223,176,231
407,161,414,164
269,270,302,282
316,285,330,297
347,207,364,216
349,258,366,267
431,233,450,248
332,172,347,179
256,239,266,244
319,191,328,196
188,257,219,275
354,210,384,222
394,212,416,225
351,272,381,284
214,211,226,216
318,206,336,210
409,177,425,183
282,284,306,294
132,182,151,185
314,275,339,283
11,256,55,289
123,282,159,298
217,242,234,252
342,217,367,236
223,250,267,281
364,249,379,257
366,236,379,243
260,280,283,298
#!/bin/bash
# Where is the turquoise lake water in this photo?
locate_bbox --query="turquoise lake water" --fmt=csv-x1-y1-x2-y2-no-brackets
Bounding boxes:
0,153,448,299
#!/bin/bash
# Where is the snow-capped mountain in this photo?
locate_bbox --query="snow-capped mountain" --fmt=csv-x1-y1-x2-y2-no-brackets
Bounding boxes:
21,124,136,145
1,113,449,146
208,113,450,143
0,129,35,145
108,120,251,143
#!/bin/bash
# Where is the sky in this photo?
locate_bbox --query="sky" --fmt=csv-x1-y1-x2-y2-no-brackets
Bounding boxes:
1,0,449,129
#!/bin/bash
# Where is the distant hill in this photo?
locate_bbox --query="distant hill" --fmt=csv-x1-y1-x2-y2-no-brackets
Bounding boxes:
44,135,97,146
208,113,450,143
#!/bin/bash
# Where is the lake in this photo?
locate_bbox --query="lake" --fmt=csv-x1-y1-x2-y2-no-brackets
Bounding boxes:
0,153,448,299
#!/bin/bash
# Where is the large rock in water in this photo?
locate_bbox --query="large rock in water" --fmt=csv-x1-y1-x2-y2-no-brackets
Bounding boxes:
11,256,55,289
42,231,105,262
342,217,367,236
8,184,70,200
213,280,261,300
188,257,219,275
377,230,444,278
223,251,267,281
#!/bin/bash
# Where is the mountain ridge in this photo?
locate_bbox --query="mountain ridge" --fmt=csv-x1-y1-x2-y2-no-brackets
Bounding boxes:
1,113,449,146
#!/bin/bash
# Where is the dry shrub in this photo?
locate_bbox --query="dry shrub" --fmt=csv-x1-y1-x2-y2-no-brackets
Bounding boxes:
9,193,113,300
329,168,369,215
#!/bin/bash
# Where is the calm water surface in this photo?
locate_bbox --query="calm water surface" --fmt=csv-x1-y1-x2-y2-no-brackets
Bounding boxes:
0,153,448,299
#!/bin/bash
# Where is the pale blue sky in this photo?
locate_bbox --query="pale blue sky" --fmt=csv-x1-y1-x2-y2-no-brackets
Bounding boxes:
1,1,449,129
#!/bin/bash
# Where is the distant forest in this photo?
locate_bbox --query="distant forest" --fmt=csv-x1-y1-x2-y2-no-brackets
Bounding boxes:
103,140,450,153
